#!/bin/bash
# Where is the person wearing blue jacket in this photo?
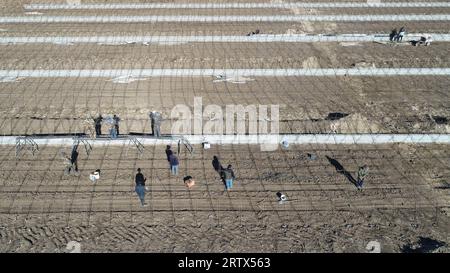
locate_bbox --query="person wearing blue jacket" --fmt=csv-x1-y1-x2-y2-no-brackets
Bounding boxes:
135,168,148,207
169,154,179,176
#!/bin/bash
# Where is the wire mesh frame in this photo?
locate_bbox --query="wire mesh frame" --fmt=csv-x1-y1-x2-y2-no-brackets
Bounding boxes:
0,0,445,251
15,136,39,158
72,137,93,156
126,136,145,157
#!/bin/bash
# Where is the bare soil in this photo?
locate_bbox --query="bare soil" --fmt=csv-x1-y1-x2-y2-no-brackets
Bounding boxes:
2,21,450,37
0,76,449,135
0,143,449,252
0,0,448,253
0,43,449,69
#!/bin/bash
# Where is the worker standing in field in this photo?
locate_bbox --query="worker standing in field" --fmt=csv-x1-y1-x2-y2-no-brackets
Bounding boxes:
169,153,179,176
135,168,148,207
93,114,103,137
223,164,236,191
109,122,117,139
389,28,397,42
65,146,79,175
149,111,162,137
165,145,173,168
395,27,406,42
103,115,118,139
356,165,369,190
113,114,121,136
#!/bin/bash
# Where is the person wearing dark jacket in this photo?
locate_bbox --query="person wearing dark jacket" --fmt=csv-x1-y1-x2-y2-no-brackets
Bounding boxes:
169,154,179,175
135,168,148,206
395,27,406,42
165,145,173,164
94,115,103,137
113,114,120,136
389,28,397,42
149,111,162,137
223,164,236,190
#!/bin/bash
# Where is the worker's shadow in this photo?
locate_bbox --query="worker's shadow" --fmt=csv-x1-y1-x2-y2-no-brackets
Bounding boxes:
217,169,226,188
326,156,357,186
212,156,227,188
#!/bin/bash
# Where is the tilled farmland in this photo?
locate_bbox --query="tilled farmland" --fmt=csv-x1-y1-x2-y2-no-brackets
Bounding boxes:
0,0,448,253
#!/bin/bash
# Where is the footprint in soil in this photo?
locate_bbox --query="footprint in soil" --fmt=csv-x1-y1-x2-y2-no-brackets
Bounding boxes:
263,172,282,180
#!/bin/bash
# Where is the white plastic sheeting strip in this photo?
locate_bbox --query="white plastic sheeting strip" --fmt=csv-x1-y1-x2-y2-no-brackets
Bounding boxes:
108,75,147,83
1,34,450,44
0,76,22,83
0,15,449,23
1,134,449,146
24,11,44,15
24,2,450,10
1,68,449,79
212,75,255,83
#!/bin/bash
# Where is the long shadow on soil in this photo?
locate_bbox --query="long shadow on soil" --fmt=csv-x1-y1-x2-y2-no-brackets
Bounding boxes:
212,156,227,188
401,237,447,253
435,181,450,190
326,156,357,187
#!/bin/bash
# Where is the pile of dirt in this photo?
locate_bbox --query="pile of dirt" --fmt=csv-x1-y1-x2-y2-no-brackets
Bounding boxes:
339,42,362,47
351,61,376,68
302,56,320,69
286,29,297,34
280,107,321,121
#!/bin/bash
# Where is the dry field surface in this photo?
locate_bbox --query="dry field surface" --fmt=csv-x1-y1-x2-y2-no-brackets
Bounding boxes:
0,143,449,252
0,0,448,252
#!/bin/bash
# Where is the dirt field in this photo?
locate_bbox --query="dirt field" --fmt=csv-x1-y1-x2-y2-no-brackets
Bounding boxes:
1,43,449,69
0,0,449,253
2,21,450,37
0,143,449,252
4,7,450,17
0,76,449,135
